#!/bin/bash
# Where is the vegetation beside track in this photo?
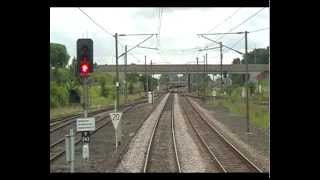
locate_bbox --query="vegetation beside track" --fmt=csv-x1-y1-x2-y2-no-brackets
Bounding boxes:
50,42,158,119
205,79,269,129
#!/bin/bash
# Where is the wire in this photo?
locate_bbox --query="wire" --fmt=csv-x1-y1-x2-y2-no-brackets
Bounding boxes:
78,8,114,37
250,27,269,33
206,8,241,33
216,8,265,42
227,8,266,33
78,8,147,64
222,37,244,54
204,8,266,48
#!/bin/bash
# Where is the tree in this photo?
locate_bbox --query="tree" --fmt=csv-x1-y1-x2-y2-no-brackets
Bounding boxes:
230,58,244,85
128,83,134,94
159,74,170,84
232,58,241,64
248,81,256,95
50,82,69,107
69,56,77,76
50,43,70,68
241,46,269,64
53,68,72,85
100,79,108,97
127,73,140,84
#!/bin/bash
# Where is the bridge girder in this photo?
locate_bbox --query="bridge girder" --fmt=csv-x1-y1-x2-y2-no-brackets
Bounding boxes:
96,64,268,74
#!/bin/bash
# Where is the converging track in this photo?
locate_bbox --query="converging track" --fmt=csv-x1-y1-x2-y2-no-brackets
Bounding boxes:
143,93,181,173
50,104,138,162
50,99,147,133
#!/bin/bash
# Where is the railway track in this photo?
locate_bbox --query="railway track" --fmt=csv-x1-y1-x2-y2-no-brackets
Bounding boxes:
50,107,112,128
50,103,139,162
50,97,147,129
180,96,262,173
143,93,181,173
50,99,148,133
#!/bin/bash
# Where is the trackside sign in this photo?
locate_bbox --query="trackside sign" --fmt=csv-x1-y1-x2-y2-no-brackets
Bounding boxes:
76,118,95,132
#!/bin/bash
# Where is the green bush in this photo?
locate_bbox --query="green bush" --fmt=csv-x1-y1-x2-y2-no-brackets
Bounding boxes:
248,81,256,95
128,83,134,94
100,80,109,97
50,82,69,108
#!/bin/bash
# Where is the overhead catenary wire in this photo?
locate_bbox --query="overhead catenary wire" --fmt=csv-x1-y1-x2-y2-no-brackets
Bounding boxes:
78,8,114,37
204,8,266,48
206,8,241,33
78,8,150,64
206,36,245,65
78,8,267,65
225,8,266,34
223,36,245,54
249,27,269,33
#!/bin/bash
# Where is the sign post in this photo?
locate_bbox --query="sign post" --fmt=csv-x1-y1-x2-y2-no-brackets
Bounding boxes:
76,117,95,160
65,128,75,173
212,89,216,105
110,112,123,151
241,87,246,99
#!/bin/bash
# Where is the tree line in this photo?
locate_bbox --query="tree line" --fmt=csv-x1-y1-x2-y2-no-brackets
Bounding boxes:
50,42,159,108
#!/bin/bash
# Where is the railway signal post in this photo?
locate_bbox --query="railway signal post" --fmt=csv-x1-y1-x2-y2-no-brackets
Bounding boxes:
77,38,94,160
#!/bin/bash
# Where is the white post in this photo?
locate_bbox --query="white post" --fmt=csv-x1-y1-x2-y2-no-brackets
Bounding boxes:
115,128,118,151
70,129,75,173
65,129,75,173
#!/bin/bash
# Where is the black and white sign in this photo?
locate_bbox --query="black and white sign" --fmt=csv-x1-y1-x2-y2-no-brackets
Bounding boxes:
82,131,90,143
110,112,122,129
76,117,95,132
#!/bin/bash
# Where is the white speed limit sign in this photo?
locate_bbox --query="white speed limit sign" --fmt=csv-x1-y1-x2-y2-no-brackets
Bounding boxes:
109,112,123,129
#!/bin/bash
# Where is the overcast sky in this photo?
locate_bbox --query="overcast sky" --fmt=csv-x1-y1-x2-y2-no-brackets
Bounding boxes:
50,7,269,65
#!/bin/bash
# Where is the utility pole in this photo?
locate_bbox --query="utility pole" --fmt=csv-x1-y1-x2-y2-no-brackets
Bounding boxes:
198,32,251,133
124,45,128,104
245,31,250,133
197,57,199,96
254,44,257,64
145,56,148,92
83,77,88,118
115,33,120,112
188,68,191,93
203,55,205,97
150,60,153,91
205,53,208,97
219,42,223,92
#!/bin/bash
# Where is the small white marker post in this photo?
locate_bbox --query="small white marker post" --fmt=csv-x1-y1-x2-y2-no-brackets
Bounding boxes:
65,128,75,173
82,143,89,160
212,89,216,105
241,87,246,101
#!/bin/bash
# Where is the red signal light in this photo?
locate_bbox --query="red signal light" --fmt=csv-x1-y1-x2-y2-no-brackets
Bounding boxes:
80,60,90,77
81,64,88,73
